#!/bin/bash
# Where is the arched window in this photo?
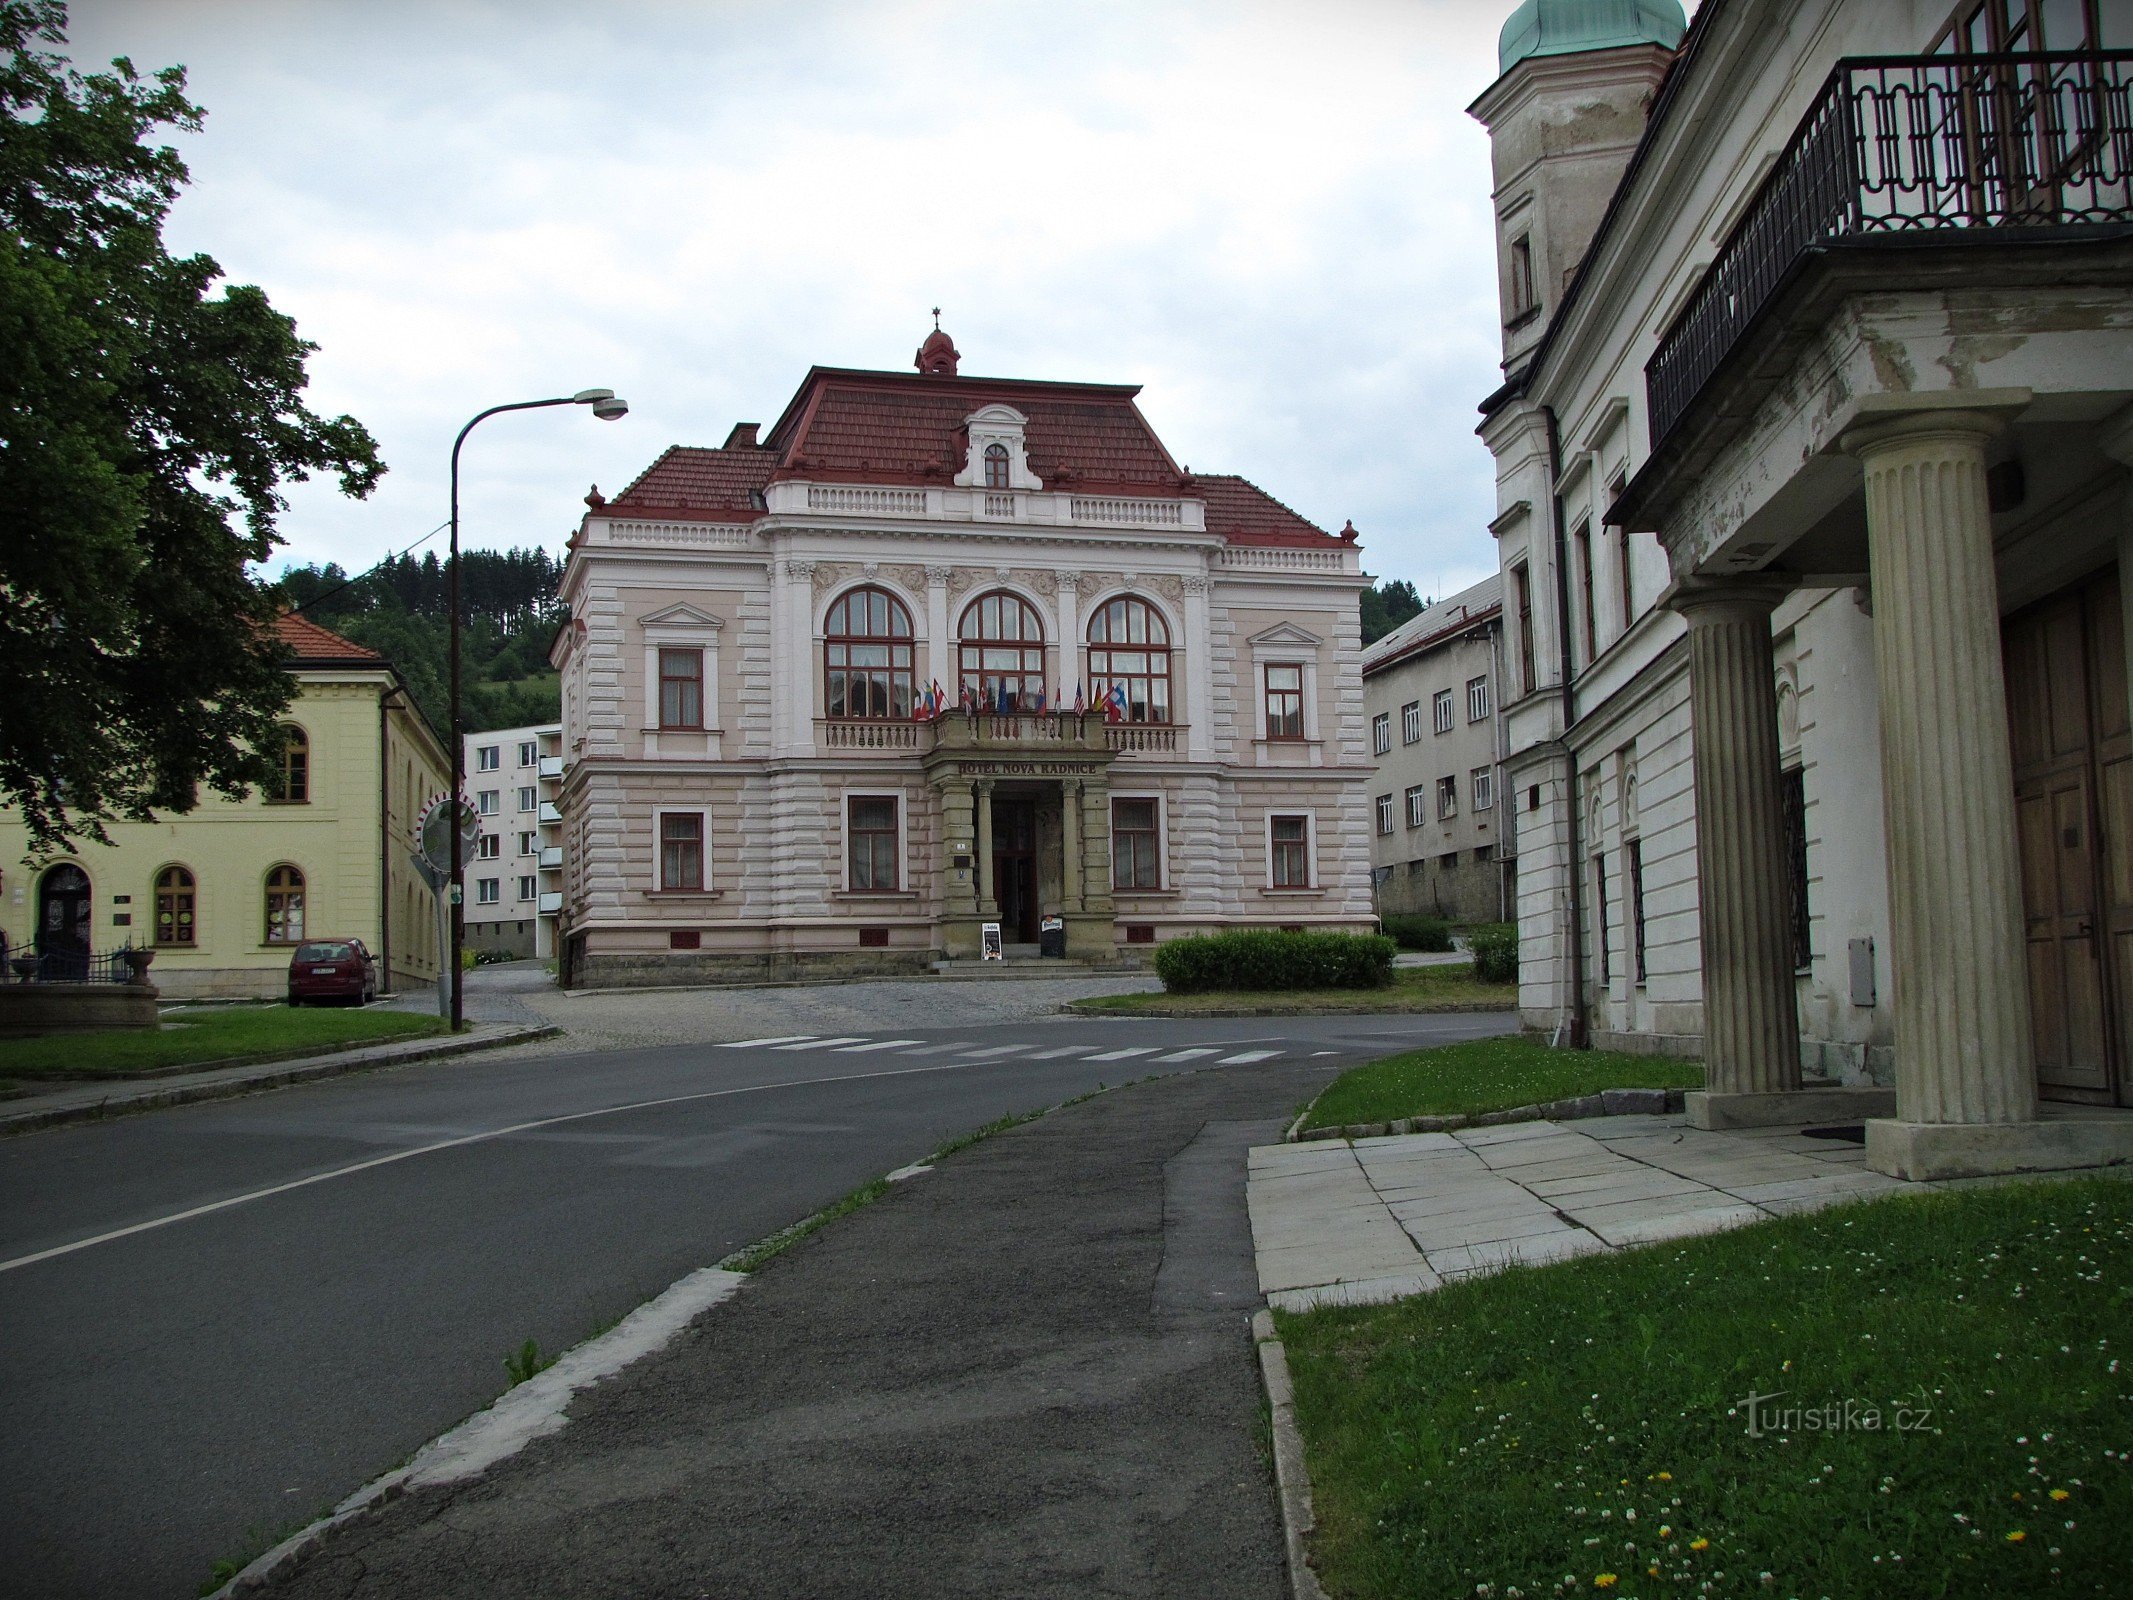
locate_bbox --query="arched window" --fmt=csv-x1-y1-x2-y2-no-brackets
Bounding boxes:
272,725,309,803
824,586,915,719
983,442,1010,490
265,864,306,945
154,865,196,948
1087,596,1173,724
958,591,1046,712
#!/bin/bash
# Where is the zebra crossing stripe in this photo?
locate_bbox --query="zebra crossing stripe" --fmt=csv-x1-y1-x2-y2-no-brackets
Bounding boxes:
1022,1045,1097,1060
1152,1048,1220,1063
771,1036,866,1050
719,1035,817,1049
1085,1046,1160,1062
897,1042,975,1056
957,1044,1028,1059
829,1039,925,1053
1217,1049,1282,1064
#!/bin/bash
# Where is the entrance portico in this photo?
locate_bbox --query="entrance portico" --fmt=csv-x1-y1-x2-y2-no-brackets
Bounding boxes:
924,712,1118,961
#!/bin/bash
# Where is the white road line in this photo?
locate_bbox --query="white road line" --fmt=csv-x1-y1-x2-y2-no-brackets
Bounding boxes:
0,1055,1034,1277
770,1036,866,1051
828,1039,925,1053
957,1044,1028,1059
1217,1049,1283,1064
717,1035,818,1049
1086,1046,1160,1062
897,1042,974,1056
1022,1045,1097,1060
1152,1048,1220,1063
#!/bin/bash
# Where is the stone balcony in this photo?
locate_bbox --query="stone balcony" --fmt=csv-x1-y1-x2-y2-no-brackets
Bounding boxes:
817,714,1180,757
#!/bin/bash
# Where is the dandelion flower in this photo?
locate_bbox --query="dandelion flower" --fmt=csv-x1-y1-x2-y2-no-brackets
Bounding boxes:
2050,1489,2070,1502
2008,1531,2026,1543
1594,1577,1617,1590
1690,1538,1710,1552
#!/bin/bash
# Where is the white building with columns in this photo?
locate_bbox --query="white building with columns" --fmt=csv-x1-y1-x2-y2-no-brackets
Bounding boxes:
1475,0,2133,1179
548,327,1374,987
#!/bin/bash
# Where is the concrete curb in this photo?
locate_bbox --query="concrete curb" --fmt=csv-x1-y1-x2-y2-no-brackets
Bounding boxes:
1061,1000,1514,1018
208,1266,748,1598
1287,1085,1690,1142
1251,1309,1329,1600
0,1024,564,1136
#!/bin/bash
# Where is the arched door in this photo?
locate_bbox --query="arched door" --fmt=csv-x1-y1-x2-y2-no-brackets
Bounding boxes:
37,864,92,978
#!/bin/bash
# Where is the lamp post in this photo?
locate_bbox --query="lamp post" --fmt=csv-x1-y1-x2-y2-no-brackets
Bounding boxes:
447,388,629,1030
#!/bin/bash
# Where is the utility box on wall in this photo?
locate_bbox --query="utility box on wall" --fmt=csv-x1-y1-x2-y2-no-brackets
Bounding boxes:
1849,937,1876,1008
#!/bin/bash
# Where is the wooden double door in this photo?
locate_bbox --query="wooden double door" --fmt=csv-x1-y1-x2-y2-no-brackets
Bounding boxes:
2005,567,2133,1105
991,795,1040,944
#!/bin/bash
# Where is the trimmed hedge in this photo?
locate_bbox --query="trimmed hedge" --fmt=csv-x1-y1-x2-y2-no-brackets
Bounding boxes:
1380,915,1454,952
1468,922,1518,984
1152,930,1396,994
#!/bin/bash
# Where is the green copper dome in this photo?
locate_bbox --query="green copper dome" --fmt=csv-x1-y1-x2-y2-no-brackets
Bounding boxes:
1498,0,1687,73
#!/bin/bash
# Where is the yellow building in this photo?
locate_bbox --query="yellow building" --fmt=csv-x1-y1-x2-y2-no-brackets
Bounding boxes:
0,615,452,999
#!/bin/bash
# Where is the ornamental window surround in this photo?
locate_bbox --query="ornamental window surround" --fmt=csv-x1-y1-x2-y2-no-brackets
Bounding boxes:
1112,797,1162,891
658,811,705,891
1270,814,1311,888
825,586,916,720
1087,595,1172,724
983,443,1010,490
959,591,1047,712
1263,664,1305,741
846,794,902,892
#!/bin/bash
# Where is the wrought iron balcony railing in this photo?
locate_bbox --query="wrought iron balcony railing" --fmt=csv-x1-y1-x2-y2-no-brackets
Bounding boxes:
1647,52,2133,447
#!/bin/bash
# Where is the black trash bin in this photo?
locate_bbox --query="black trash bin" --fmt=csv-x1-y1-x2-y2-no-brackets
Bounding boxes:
1040,915,1066,959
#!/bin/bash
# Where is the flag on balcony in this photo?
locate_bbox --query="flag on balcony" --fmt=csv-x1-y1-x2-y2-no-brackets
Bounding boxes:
930,679,947,719
1103,682,1128,722
1033,686,1048,714
1073,683,1086,715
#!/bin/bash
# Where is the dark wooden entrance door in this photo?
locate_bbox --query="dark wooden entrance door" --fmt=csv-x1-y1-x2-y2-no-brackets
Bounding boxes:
991,796,1039,943
37,863,93,979
2005,568,2131,1105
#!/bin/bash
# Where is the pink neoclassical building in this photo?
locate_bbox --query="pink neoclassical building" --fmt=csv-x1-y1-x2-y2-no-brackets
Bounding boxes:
549,328,1374,986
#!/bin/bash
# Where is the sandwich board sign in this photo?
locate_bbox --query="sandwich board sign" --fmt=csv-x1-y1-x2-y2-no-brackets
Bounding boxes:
980,922,1003,960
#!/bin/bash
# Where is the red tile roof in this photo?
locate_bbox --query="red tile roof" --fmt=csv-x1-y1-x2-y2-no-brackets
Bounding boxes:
1192,474,1333,545
607,444,777,522
600,363,1345,549
274,611,383,664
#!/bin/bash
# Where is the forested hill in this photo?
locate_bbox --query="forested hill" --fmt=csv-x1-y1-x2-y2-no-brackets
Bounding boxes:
273,548,565,736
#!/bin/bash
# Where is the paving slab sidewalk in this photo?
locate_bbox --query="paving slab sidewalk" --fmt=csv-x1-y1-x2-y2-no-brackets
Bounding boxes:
243,1055,1346,1600
1249,1114,1916,1310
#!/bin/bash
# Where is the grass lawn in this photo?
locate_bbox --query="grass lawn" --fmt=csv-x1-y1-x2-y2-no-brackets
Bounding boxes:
1069,961,1516,1017
1300,1034,1704,1130
0,1006,449,1081
1278,1178,2133,1599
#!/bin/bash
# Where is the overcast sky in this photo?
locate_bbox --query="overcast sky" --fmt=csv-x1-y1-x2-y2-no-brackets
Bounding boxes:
65,0,1515,601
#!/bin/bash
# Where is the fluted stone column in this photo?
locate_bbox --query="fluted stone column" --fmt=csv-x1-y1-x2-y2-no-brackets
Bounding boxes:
1850,409,2038,1140
1669,578,1801,1112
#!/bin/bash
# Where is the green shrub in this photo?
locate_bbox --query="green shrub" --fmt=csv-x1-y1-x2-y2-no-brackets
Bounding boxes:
1152,930,1395,994
1468,922,1518,983
1380,915,1454,952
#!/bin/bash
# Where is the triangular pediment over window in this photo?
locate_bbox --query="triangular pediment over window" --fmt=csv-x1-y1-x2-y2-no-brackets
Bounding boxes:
637,603,723,630
1247,620,1323,648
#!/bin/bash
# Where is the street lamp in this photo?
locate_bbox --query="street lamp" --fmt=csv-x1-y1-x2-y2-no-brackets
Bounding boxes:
446,388,629,1030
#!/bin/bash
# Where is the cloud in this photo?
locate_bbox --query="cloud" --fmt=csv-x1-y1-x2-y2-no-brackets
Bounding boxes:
64,0,1510,598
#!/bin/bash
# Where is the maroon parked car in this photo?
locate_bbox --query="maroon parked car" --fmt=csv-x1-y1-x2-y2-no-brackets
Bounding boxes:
287,938,378,1006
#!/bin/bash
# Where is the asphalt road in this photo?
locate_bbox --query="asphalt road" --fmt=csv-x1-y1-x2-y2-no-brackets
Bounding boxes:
0,1006,1512,1600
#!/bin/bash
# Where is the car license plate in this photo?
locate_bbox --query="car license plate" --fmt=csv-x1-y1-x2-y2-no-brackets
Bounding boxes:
312,966,336,975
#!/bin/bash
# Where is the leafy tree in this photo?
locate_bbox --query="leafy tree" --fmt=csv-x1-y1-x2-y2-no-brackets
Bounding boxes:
1360,577,1427,645
0,1,382,850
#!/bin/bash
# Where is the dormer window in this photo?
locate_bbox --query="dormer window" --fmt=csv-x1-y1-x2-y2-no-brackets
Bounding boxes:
984,443,1010,489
